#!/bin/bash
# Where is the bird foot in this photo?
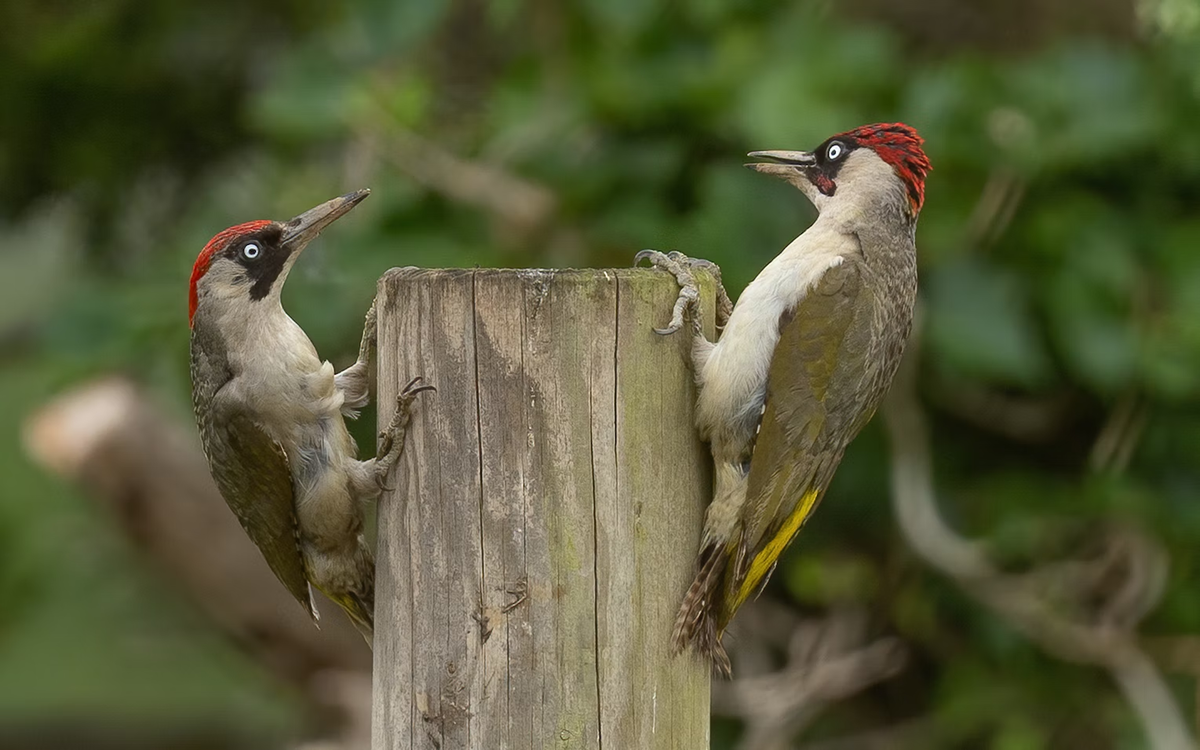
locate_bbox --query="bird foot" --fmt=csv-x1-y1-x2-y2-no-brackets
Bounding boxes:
375,376,436,490
335,299,380,418
634,250,732,334
359,299,378,354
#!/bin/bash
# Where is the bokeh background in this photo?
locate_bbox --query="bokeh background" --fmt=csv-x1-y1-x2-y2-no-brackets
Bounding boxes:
3,0,1200,747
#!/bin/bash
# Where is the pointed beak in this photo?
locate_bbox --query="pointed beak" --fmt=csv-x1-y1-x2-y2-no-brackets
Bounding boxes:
747,150,817,166
280,188,371,253
745,150,817,177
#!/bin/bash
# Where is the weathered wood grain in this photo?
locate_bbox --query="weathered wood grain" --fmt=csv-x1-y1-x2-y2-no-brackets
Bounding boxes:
374,268,712,750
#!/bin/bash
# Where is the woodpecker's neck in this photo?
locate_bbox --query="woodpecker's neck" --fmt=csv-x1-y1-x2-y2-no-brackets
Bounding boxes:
192,273,310,361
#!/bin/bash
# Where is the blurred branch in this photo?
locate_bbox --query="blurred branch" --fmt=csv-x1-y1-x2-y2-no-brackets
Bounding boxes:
883,322,1194,750
1145,636,1200,739
22,379,371,747
713,602,907,750
357,108,587,263
963,166,1025,252
1090,389,1149,474
929,380,1072,444
359,118,556,236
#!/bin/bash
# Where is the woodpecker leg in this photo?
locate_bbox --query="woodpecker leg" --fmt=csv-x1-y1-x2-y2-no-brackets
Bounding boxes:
634,250,732,335
374,377,436,490
335,300,378,419
690,259,734,333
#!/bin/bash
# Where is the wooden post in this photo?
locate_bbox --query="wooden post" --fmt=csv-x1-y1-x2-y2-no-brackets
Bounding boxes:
373,268,713,750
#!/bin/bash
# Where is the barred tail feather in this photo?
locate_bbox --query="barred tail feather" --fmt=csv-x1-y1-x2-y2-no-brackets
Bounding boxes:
672,542,733,677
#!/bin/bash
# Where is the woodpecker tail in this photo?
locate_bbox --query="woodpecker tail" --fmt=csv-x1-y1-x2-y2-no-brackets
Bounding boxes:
346,612,373,645
671,541,732,677
343,598,374,645
322,588,374,647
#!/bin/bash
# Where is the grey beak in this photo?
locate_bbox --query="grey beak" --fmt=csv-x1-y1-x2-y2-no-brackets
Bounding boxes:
281,188,371,250
745,150,817,167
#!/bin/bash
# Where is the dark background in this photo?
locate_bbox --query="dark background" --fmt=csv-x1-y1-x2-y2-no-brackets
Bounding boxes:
2,0,1199,748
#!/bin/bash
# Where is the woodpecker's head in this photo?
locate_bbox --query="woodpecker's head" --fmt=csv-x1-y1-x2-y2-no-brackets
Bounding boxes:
748,123,930,219
188,189,369,327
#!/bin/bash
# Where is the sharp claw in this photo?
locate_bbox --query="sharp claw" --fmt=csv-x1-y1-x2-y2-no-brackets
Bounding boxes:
399,376,437,399
634,249,665,266
374,375,436,489
635,249,705,335
376,475,397,492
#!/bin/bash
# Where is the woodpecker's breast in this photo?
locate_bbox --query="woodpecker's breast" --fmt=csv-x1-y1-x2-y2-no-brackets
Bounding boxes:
217,307,346,442
695,225,857,456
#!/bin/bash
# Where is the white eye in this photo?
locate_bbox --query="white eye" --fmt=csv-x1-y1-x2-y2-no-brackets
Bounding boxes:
242,243,260,260
826,142,844,161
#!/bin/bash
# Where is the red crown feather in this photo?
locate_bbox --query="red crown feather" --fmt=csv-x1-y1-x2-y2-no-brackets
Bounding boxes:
839,123,932,214
188,220,272,326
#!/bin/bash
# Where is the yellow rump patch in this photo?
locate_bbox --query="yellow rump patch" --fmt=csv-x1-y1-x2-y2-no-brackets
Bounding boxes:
731,488,821,610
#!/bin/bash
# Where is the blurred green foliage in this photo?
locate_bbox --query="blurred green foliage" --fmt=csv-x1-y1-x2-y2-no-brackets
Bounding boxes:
2,0,1200,747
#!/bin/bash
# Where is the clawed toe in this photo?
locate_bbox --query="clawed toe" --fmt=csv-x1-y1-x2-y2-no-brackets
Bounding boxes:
686,260,733,331
634,249,684,265
374,376,436,490
399,376,437,402
635,249,703,336
383,377,436,443
635,249,731,334
375,473,397,492
655,284,699,336
634,249,690,275
633,249,661,266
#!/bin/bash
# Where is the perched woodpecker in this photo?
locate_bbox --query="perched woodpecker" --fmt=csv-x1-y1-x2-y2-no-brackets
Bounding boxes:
638,123,931,674
189,189,430,641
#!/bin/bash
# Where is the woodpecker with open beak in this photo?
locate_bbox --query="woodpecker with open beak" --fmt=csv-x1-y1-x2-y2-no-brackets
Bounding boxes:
638,123,931,674
189,189,431,641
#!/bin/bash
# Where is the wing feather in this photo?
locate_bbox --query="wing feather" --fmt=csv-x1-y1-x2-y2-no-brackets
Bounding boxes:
723,257,877,616
212,412,316,618
191,338,316,619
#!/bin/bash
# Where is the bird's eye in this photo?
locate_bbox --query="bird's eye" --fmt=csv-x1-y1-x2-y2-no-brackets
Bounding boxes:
826,142,845,161
241,243,260,260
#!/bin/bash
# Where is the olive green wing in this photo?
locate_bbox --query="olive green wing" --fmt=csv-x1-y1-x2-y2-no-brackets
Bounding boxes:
191,334,316,620
723,257,877,618
207,410,316,620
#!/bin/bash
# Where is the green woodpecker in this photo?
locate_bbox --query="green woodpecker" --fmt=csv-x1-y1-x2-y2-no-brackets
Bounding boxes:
638,123,931,675
188,190,431,641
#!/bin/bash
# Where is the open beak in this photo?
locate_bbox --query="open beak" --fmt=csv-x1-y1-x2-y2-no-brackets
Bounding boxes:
280,188,371,252
745,150,816,175
747,150,817,166
745,150,817,182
